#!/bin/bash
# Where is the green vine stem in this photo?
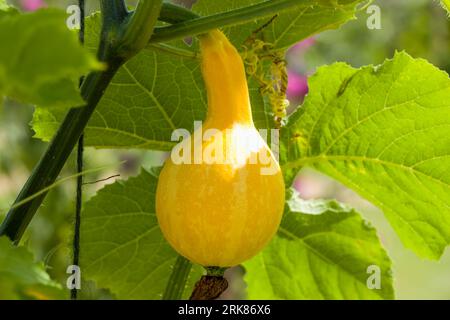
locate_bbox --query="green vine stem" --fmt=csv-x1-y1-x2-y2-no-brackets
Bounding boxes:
147,43,199,59
159,2,199,24
0,0,163,243
117,0,164,60
150,0,302,44
163,255,193,300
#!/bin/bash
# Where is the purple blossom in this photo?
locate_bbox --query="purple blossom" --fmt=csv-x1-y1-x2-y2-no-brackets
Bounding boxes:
21,0,45,11
291,37,316,52
293,177,322,199
286,37,315,101
287,71,308,100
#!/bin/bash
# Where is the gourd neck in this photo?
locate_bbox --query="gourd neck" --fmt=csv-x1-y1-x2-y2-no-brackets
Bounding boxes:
199,30,254,129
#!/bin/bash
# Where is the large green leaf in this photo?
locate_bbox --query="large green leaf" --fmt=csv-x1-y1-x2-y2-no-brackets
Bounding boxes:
80,168,202,299
33,45,204,150
193,0,364,49
0,8,101,108
0,237,64,300
244,191,394,299
32,13,272,149
281,52,450,259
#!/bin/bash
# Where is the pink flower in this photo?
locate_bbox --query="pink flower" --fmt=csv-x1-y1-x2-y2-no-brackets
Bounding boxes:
287,71,308,100
293,176,324,199
21,0,45,11
291,38,316,51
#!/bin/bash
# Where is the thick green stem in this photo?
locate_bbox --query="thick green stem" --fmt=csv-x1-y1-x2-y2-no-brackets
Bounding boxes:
101,0,128,26
150,0,302,44
0,0,163,243
159,2,199,24
163,256,192,300
117,0,163,59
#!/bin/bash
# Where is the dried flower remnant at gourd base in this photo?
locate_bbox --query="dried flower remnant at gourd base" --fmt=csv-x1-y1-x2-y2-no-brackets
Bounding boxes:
156,30,285,268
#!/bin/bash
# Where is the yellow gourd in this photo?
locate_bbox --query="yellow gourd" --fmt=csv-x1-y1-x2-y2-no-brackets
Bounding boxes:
156,30,285,267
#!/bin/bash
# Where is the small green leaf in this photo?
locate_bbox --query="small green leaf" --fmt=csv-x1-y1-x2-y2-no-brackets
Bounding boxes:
0,9,101,108
193,0,364,49
439,0,450,15
80,168,202,299
0,237,63,300
0,0,16,16
281,52,450,259
244,191,394,299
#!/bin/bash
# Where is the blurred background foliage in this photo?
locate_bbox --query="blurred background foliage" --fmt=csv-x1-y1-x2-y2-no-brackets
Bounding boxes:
0,0,449,299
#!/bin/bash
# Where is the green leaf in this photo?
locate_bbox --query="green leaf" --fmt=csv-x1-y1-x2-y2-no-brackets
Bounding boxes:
0,237,64,300
439,0,450,15
32,45,204,149
0,9,101,108
244,191,394,299
281,52,450,259
32,13,273,149
0,0,17,16
80,168,202,299
193,0,364,49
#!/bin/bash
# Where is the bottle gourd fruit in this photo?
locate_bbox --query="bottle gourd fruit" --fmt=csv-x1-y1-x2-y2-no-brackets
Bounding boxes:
156,30,285,267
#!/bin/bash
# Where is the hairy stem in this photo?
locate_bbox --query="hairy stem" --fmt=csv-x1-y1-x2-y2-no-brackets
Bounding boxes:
0,0,163,243
163,256,193,300
117,0,163,59
159,2,199,24
150,0,302,44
